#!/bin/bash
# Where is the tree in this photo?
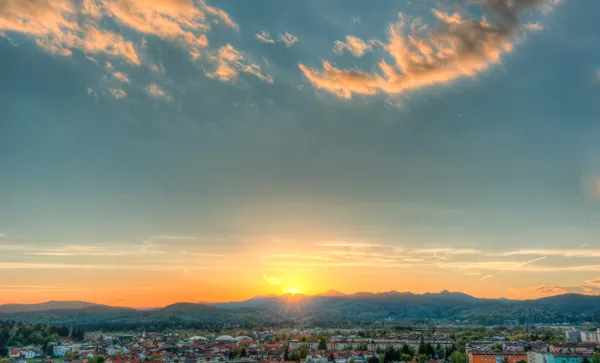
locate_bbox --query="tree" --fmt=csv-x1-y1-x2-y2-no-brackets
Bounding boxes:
368,357,379,363
436,348,446,360
419,337,427,355
239,348,247,358
289,351,302,362
318,338,328,350
401,354,413,362
299,347,309,359
425,343,435,357
65,351,76,361
419,354,429,363
45,343,55,357
593,353,600,363
450,351,467,363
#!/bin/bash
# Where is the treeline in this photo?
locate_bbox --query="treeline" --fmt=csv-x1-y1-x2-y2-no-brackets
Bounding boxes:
0,321,85,357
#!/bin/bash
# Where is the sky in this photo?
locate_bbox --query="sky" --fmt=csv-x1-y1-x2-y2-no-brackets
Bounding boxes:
1,0,600,308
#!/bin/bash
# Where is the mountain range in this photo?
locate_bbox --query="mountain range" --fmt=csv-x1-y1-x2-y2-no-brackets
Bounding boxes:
1,291,599,329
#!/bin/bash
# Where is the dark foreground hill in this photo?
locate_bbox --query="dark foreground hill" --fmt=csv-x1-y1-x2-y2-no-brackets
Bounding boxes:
1,292,599,330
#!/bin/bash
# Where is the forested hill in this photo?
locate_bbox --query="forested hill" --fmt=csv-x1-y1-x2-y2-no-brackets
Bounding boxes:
0,321,85,356
1,293,600,330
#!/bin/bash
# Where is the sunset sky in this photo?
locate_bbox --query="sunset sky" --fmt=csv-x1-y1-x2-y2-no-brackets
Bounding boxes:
1,0,600,308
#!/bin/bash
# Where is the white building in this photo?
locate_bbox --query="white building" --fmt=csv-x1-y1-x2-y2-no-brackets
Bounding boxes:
580,329,600,344
565,330,580,343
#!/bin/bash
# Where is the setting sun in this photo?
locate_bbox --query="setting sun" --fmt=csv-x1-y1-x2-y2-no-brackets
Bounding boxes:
288,289,297,295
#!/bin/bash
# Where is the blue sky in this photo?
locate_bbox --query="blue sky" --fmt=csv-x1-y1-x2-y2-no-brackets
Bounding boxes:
0,0,599,305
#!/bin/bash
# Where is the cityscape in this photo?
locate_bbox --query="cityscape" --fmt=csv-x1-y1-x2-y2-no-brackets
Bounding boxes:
1,1,599,363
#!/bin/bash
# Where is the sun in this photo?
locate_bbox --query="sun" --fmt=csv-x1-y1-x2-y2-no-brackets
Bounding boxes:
288,289,298,295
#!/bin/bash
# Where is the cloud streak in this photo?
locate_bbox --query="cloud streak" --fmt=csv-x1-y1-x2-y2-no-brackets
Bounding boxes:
480,256,547,280
299,0,551,98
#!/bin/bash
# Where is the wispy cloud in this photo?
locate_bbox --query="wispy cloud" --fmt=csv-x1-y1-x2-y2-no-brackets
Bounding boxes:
151,235,197,241
299,0,552,98
519,284,600,295
206,44,273,83
112,72,130,84
412,248,483,255
480,256,547,280
0,0,250,95
277,32,298,47
146,84,171,100
262,274,283,285
109,88,127,99
315,242,382,248
586,277,600,286
256,31,275,44
334,36,380,57
263,254,334,261
497,249,600,257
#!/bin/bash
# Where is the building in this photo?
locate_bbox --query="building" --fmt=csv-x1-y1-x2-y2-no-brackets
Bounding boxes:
547,353,592,363
468,351,528,363
580,329,599,344
528,351,548,363
564,331,581,343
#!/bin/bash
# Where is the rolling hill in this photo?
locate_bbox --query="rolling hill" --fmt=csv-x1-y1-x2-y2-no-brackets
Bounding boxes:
1,292,599,329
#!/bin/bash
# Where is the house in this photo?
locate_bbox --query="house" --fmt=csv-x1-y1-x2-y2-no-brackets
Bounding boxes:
10,350,21,359
22,349,38,359
435,329,455,338
54,346,72,357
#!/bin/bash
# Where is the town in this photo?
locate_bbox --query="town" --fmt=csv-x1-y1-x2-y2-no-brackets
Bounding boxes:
2,325,600,363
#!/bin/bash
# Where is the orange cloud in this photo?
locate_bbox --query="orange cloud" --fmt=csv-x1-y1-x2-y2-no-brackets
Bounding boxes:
102,0,209,48
299,0,549,98
112,72,130,83
0,0,141,64
199,0,238,31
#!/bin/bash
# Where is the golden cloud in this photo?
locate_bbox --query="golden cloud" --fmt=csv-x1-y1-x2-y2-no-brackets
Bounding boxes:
299,0,550,98
0,0,238,66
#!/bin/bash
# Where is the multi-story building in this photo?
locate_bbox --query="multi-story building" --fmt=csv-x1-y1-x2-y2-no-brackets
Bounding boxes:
468,351,528,363
564,330,581,343
547,353,592,363
528,351,548,363
579,329,599,344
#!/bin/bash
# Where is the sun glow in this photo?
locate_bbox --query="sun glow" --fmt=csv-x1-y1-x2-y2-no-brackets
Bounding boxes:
288,289,298,295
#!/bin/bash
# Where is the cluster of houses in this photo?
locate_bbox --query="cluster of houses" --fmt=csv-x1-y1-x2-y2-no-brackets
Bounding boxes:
467,341,598,363
3,328,599,363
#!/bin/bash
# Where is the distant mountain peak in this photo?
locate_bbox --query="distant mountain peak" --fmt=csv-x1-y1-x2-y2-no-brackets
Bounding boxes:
316,289,347,297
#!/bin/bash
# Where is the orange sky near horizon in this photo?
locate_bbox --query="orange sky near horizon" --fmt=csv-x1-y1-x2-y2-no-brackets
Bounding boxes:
1,236,599,308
